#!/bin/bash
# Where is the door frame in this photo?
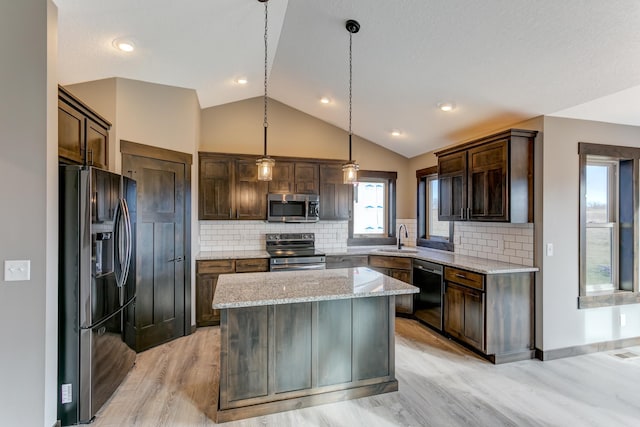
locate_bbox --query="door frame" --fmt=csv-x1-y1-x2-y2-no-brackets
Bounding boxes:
120,140,193,336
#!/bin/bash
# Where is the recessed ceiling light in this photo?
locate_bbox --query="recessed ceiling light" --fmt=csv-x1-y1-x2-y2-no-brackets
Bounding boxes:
113,38,135,52
320,97,331,104
438,102,456,112
235,78,248,85
391,130,402,137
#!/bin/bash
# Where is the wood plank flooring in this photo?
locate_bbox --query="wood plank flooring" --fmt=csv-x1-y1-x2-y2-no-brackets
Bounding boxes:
92,318,640,426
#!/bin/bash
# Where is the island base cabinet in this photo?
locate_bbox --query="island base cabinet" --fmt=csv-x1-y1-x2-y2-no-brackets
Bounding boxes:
217,296,397,422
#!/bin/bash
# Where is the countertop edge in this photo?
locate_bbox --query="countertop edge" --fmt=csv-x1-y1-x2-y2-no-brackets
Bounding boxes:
213,287,419,309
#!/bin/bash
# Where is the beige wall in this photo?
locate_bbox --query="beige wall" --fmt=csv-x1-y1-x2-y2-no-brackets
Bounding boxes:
200,97,414,218
0,1,58,425
64,77,202,327
540,116,640,350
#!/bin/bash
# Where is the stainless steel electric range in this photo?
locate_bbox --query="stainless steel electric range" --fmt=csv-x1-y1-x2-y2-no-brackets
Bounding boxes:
266,233,326,271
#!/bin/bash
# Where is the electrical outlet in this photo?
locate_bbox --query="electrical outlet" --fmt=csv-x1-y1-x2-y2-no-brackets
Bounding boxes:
546,243,554,257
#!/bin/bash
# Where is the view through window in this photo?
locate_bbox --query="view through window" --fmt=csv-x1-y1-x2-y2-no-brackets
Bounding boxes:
353,180,387,236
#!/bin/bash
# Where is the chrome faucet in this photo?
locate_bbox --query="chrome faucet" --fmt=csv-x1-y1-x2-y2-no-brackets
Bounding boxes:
397,224,408,249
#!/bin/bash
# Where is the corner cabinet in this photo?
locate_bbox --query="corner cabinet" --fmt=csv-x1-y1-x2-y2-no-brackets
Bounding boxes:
368,255,413,314
435,129,537,223
58,86,110,169
443,266,534,363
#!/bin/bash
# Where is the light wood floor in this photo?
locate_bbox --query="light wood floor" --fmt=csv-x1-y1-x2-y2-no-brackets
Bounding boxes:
93,319,640,426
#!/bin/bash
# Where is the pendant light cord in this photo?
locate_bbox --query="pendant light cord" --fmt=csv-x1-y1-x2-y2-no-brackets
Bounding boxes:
263,0,269,157
348,28,353,161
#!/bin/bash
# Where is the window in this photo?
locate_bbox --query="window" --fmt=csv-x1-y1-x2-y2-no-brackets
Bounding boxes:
416,167,454,251
579,143,640,308
584,160,617,293
353,180,387,236
348,171,397,245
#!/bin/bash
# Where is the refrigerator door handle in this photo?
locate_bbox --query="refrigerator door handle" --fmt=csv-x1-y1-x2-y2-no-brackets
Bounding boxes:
121,198,133,287
114,198,127,288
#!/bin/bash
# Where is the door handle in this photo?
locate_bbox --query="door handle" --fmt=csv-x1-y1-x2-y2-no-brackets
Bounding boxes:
168,256,184,263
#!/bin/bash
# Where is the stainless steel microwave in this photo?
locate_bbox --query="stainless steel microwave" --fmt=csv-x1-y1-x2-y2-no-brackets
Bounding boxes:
267,193,320,223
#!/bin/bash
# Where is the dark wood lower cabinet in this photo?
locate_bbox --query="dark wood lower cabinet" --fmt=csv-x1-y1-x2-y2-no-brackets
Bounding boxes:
196,258,269,326
444,266,533,363
368,255,413,314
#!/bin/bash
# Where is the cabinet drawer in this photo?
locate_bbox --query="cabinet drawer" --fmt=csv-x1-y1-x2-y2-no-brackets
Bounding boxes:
369,255,412,270
197,259,235,274
444,266,484,290
235,258,269,273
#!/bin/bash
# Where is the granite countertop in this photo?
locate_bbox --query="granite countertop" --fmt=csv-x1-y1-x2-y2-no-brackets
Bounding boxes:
197,250,270,260
328,245,539,275
197,245,538,275
212,267,418,309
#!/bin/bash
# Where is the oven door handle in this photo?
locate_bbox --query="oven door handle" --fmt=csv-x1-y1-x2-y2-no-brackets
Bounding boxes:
270,263,326,272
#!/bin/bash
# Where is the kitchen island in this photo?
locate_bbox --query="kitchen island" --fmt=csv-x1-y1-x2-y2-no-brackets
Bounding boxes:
212,267,418,422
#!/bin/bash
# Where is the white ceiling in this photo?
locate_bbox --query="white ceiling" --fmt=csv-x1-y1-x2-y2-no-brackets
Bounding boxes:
55,0,640,158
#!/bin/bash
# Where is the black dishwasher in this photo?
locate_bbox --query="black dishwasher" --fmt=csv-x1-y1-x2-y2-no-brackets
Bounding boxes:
412,259,443,331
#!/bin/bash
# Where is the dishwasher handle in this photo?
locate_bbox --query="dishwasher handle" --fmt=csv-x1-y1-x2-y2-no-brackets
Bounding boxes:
414,265,442,275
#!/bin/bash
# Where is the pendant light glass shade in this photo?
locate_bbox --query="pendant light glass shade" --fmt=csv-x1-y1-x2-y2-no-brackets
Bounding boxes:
342,161,359,184
343,19,360,184
257,0,274,181
257,156,275,181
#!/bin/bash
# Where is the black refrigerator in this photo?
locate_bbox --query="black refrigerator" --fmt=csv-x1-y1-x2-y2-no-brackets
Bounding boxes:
58,165,137,426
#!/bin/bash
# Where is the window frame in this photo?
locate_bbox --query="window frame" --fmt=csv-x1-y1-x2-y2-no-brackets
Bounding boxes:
348,170,397,246
578,142,640,308
416,166,454,251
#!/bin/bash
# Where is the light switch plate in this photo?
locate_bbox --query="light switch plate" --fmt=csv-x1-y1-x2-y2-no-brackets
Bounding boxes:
4,260,31,281
546,243,554,257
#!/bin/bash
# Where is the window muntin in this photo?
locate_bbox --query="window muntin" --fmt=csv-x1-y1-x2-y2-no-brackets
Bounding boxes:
353,180,387,236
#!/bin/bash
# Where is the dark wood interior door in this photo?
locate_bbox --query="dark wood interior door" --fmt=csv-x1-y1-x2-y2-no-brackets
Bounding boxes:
123,154,186,351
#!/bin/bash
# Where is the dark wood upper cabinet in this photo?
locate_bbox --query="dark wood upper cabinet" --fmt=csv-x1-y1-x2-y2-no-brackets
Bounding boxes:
235,159,268,220
199,153,346,220
58,86,110,169
294,162,319,194
319,163,352,220
268,161,295,194
437,150,466,221
199,155,233,220
435,129,537,223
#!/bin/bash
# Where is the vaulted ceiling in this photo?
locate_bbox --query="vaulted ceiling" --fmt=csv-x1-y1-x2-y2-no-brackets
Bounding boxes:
55,0,640,158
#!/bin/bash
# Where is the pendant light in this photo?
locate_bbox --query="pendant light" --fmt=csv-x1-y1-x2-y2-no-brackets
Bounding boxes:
343,19,360,184
256,0,275,181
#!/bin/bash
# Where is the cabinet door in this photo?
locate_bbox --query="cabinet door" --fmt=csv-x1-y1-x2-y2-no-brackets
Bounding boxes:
58,101,85,164
463,288,485,351
467,140,508,221
295,162,319,194
199,156,233,220
390,269,411,283
268,161,295,194
235,159,268,219
319,163,352,220
86,118,108,169
444,283,465,339
196,273,220,326
438,151,466,221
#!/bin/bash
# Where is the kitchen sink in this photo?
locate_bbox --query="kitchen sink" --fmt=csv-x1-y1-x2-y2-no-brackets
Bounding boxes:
373,248,418,254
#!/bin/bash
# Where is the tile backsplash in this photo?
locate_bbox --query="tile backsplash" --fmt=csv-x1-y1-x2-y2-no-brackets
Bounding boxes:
453,222,534,266
199,221,349,253
198,218,533,267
